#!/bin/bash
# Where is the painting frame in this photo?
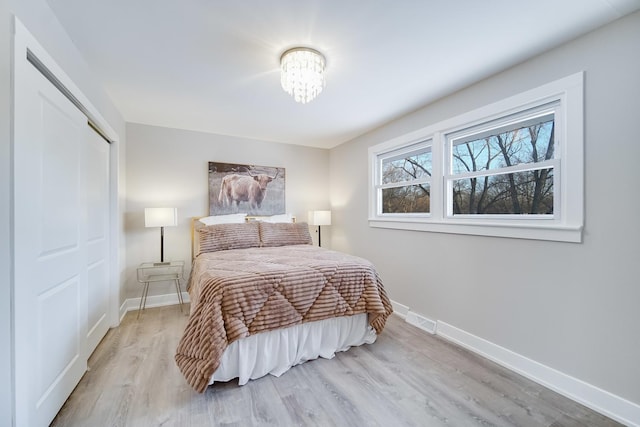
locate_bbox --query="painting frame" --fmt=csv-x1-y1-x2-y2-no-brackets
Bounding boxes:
208,162,286,216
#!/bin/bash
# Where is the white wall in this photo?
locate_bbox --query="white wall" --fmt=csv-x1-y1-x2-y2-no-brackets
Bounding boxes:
125,123,330,299
0,0,12,424
330,10,640,408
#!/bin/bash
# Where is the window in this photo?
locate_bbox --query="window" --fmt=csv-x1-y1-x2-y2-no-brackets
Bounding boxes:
369,73,583,242
377,141,432,215
447,104,558,217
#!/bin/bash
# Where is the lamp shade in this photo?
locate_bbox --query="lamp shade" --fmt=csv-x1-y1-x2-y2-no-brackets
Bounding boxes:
308,210,331,226
144,208,178,228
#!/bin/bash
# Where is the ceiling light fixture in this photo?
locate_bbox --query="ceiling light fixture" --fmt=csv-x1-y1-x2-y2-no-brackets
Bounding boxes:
280,47,326,104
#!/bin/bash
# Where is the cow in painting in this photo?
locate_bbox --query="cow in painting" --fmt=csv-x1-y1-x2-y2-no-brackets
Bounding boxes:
218,170,278,210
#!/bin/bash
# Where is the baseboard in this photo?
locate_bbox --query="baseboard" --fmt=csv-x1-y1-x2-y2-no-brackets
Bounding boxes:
436,321,640,427
120,292,190,317
389,300,640,425
390,299,435,334
119,299,128,323
390,299,409,319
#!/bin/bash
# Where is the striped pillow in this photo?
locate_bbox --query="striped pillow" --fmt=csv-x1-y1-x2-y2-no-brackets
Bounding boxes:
259,222,312,247
198,222,260,254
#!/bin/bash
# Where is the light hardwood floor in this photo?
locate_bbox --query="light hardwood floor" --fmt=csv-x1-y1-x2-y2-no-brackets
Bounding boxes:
52,305,621,427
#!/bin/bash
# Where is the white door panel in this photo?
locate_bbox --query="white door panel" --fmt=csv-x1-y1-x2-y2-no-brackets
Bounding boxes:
85,130,110,355
14,52,88,427
14,20,114,426
87,260,108,351
86,133,109,243
37,277,80,398
39,96,82,255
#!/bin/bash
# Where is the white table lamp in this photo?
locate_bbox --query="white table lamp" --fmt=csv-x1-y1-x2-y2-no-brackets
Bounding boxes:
308,210,331,247
145,207,178,263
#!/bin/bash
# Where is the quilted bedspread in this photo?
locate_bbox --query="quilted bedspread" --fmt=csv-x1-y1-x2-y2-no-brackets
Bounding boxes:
175,244,393,392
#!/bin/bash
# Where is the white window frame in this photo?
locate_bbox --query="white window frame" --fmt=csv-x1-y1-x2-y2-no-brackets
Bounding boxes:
445,102,559,219
375,140,433,218
368,72,583,242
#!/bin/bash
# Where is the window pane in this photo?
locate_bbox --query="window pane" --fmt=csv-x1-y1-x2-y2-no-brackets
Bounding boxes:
452,119,554,175
382,184,430,213
452,168,553,215
382,150,432,184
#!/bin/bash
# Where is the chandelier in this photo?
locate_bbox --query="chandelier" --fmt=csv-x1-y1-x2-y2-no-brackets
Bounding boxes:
280,47,326,104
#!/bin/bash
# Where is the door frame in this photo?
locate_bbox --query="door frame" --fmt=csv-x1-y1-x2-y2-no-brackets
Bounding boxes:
12,16,121,424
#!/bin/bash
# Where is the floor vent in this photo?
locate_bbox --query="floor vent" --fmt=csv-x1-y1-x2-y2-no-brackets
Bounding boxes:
406,311,437,334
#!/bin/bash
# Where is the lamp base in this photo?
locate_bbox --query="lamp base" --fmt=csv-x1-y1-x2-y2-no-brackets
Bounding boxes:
153,262,170,266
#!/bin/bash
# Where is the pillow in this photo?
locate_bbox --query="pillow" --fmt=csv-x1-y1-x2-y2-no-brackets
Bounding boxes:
198,222,260,254
199,213,247,226
258,213,293,223
259,222,312,247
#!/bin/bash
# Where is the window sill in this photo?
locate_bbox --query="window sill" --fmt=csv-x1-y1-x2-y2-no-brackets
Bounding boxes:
368,218,582,243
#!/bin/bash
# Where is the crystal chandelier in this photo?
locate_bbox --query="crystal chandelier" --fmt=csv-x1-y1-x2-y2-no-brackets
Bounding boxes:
280,47,326,104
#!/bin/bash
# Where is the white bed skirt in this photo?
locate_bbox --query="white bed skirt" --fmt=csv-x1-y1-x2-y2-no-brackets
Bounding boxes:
210,313,376,386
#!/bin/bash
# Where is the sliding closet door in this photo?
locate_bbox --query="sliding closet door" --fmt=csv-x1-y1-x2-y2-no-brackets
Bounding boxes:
14,48,89,427
85,130,110,355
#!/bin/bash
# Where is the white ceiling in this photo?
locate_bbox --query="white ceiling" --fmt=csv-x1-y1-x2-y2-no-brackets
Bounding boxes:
48,0,640,149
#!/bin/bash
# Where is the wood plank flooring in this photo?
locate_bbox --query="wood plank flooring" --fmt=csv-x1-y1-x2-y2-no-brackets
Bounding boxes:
52,305,621,427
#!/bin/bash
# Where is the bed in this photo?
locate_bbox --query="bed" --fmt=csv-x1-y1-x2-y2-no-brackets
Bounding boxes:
175,215,393,392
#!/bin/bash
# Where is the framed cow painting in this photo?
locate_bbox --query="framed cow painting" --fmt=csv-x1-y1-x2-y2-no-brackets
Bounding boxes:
208,162,286,216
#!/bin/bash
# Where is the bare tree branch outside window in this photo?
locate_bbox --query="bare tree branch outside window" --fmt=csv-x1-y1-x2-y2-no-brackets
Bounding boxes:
381,147,432,214
451,118,554,215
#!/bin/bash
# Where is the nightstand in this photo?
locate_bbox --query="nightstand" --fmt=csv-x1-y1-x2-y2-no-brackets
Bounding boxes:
136,260,185,319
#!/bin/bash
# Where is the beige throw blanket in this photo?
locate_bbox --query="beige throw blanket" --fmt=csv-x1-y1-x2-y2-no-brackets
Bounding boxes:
175,245,393,392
